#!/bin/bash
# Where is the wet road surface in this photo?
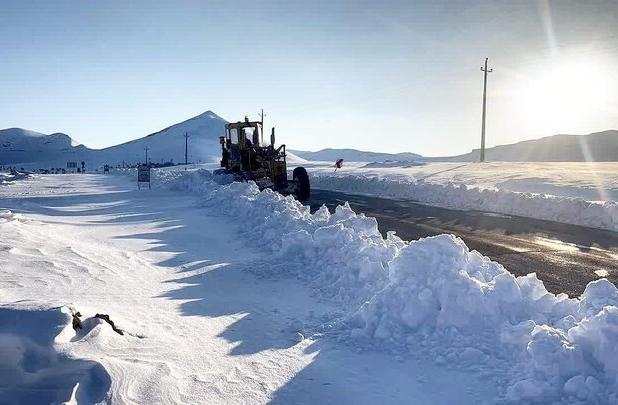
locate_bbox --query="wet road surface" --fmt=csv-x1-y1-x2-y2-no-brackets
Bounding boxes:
308,189,618,297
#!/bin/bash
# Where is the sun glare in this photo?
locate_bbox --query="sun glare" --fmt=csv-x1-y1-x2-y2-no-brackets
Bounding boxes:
509,57,613,131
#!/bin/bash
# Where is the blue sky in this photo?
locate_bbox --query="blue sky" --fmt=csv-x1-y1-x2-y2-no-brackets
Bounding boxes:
2,0,617,155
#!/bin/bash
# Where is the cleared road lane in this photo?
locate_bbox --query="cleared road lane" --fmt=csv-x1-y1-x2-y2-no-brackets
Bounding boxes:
308,189,618,297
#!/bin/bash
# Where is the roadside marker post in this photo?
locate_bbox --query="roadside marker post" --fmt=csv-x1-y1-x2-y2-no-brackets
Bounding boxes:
137,164,151,190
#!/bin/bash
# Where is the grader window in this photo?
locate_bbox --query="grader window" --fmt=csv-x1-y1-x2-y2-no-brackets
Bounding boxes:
242,127,258,146
229,128,239,144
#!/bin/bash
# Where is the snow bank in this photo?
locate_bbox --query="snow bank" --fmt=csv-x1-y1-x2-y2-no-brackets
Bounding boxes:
0,306,111,404
140,168,618,401
350,234,618,402
0,209,15,221
310,172,618,232
157,169,403,304
0,171,30,184
362,161,426,168
0,209,23,223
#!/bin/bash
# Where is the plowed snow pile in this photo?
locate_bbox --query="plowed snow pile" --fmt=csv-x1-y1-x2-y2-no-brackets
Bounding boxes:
153,168,618,403
307,162,618,232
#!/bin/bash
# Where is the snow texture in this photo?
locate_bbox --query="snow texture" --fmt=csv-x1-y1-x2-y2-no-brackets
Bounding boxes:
0,305,111,404
2,167,617,403
149,167,618,403
362,160,426,168
0,171,30,184
308,166,618,232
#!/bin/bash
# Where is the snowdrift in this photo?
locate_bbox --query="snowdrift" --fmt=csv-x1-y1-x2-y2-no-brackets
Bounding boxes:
310,172,618,232
0,305,111,404
352,235,618,402
153,169,400,305
140,167,618,403
0,171,30,184
362,161,426,168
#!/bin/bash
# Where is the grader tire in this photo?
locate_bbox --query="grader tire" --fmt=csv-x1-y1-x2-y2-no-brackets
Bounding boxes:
293,167,310,201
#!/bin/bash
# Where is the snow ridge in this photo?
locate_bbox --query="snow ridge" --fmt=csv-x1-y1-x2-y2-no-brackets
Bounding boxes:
0,305,111,404
158,169,400,305
310,172,618,232
140,167,618,403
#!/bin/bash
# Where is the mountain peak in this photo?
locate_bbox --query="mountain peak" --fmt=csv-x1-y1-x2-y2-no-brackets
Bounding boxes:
193,110,225,122
0,128,47,138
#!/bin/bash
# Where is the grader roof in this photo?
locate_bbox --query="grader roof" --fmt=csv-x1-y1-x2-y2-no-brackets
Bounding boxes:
225,120,262,130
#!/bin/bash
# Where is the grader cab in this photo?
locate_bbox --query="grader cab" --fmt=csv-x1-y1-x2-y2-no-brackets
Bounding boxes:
218,116,310,200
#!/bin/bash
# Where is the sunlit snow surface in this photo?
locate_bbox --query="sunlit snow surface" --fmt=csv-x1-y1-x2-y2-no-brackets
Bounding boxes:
306,161,618,231
1,169,617,404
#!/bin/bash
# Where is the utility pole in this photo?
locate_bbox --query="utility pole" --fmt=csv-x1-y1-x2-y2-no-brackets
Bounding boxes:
184,132,189,165
480,57,493,163
144,146,149,165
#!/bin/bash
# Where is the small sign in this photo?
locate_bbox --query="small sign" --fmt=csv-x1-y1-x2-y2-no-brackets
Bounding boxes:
67,162,77,169
103,164,110,174
137,164,151,189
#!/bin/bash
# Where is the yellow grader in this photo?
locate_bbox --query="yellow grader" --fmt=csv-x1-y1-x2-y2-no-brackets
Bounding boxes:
217,116,310,200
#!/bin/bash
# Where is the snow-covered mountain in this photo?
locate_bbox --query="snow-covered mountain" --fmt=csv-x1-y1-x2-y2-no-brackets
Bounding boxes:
1,111,305,169
0,111,229,168
292,130,618,163
0,128,91,167
437,130,618,162
97,111,227,166
289,148,423,162
5,114,616,168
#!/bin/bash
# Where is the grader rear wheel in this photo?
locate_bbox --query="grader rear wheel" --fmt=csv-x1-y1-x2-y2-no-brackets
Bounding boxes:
293,167,310,201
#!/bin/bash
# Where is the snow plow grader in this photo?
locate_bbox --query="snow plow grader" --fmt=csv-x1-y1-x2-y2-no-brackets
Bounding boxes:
216,116,310,200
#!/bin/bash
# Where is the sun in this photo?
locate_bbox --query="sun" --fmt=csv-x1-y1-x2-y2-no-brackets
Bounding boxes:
508,56,613,132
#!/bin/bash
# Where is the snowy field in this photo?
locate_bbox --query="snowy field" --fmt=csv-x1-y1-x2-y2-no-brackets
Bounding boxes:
1,169,618,404
0,171,30,184
306,161,618,232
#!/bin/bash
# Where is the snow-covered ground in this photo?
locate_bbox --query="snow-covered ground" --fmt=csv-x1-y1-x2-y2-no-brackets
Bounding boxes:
1,169,618,404
0,171,30,184
306,161,618,232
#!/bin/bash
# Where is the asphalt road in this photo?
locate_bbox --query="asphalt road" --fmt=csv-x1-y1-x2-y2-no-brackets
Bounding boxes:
308,189,618,297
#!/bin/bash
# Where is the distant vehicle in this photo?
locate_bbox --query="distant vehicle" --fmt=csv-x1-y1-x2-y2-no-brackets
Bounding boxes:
216,116,310,200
